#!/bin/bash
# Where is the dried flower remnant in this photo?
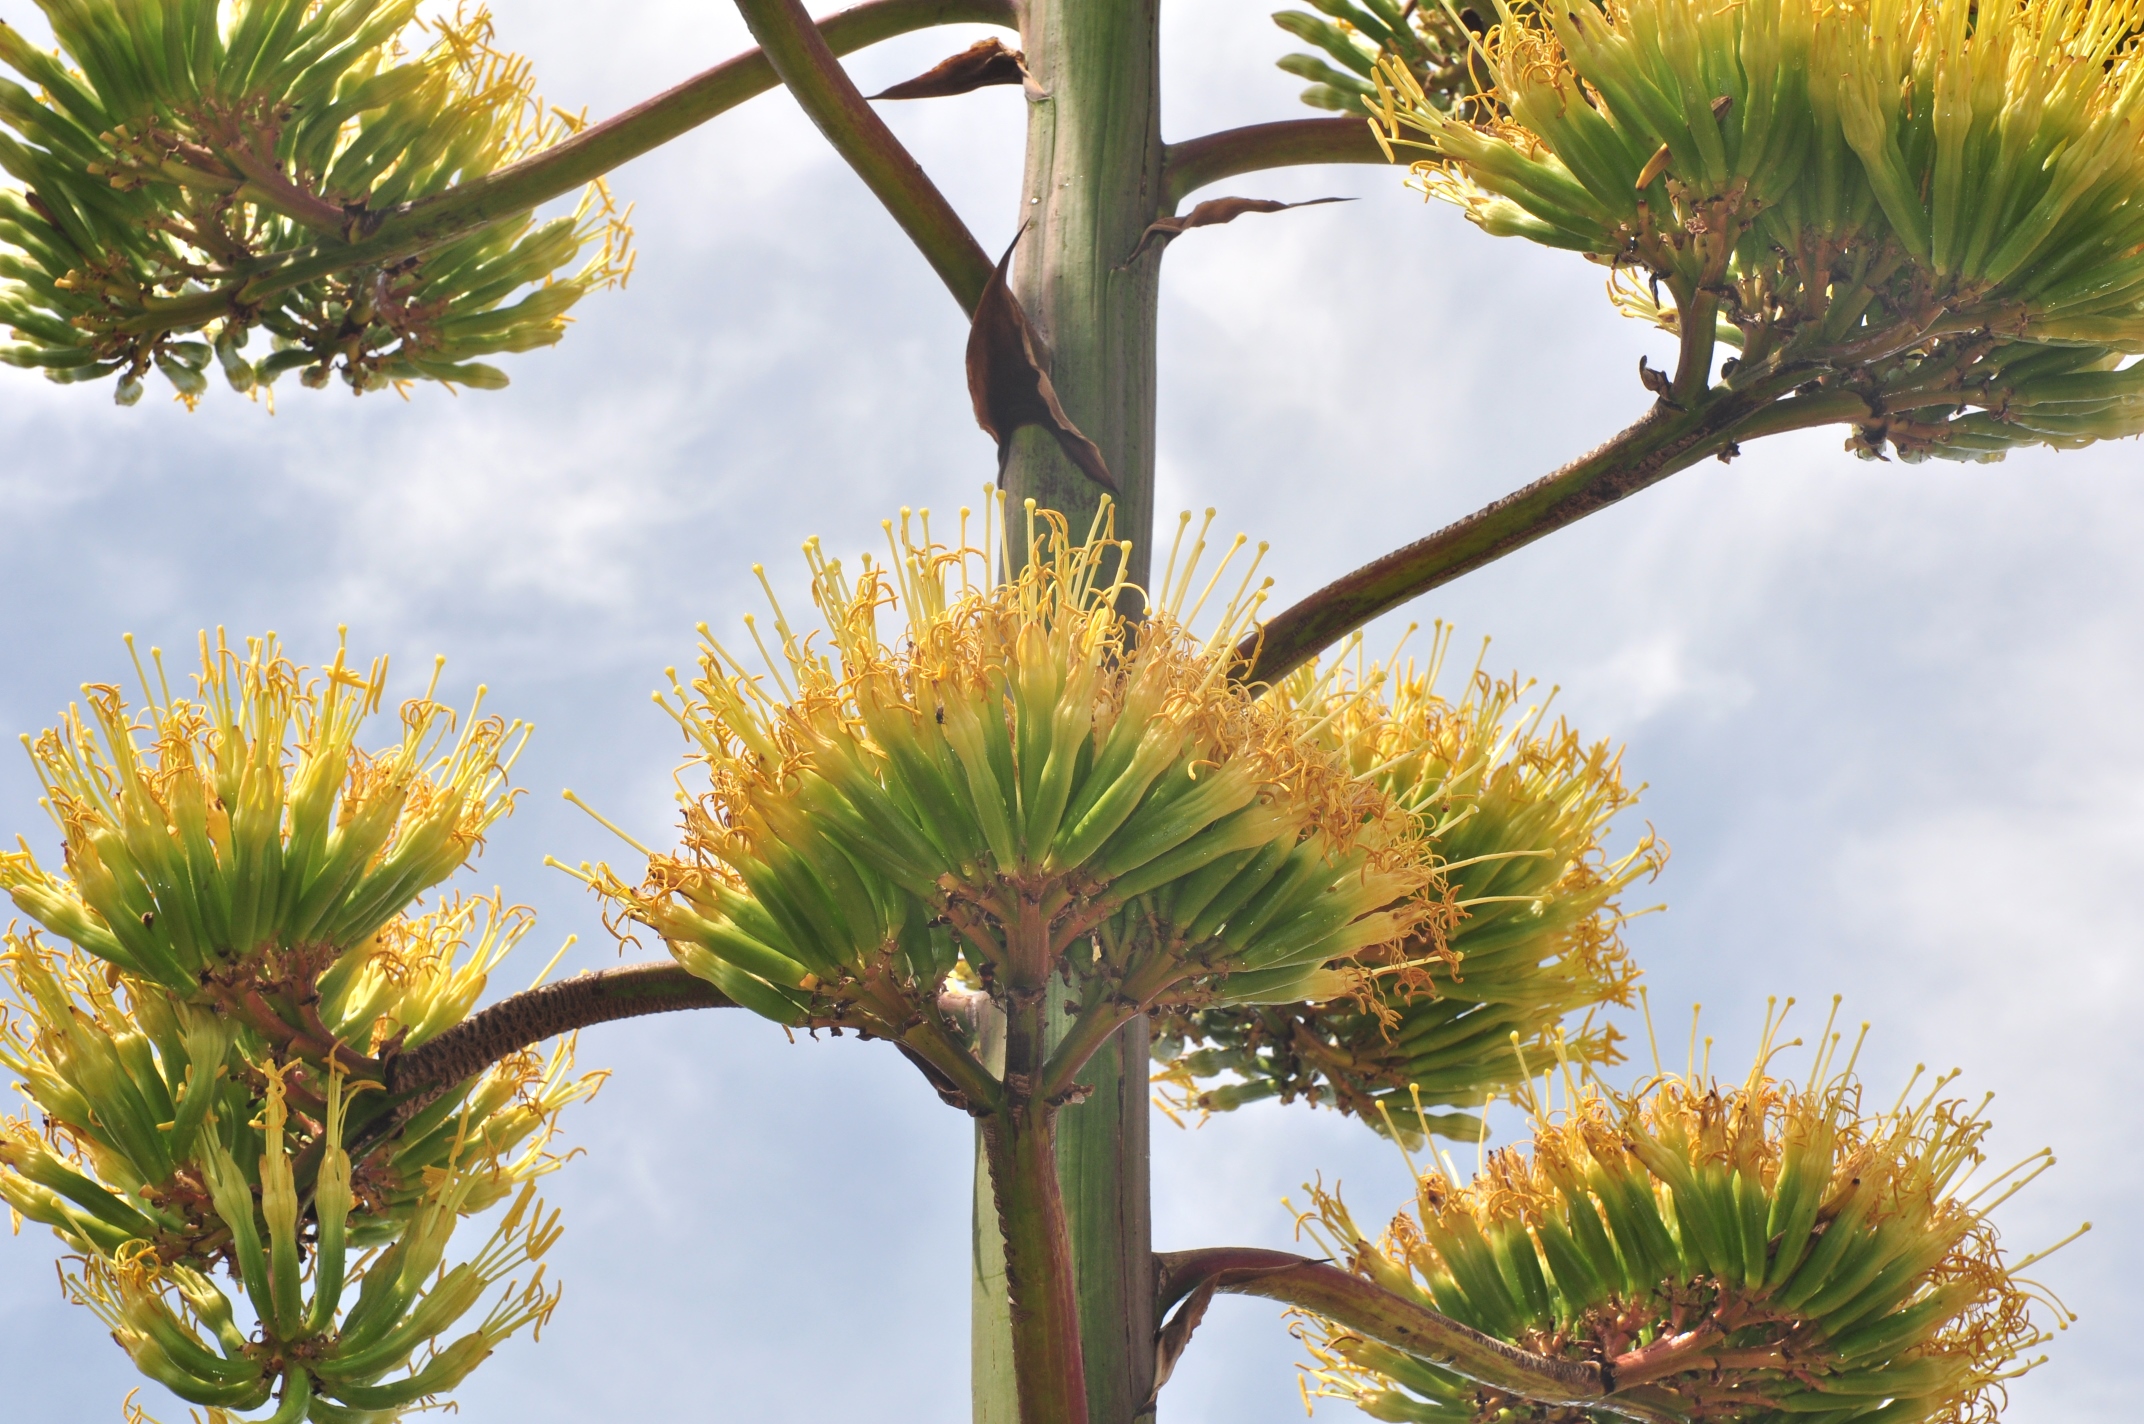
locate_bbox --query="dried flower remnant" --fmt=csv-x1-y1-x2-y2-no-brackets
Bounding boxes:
1157,623,1660,1144
1368,0,2144,462
0,0,633,404
1296,1002,2085,1424
564,498,1442,1084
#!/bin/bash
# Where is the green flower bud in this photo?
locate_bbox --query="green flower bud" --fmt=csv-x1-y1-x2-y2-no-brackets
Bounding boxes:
1272,0,1491,117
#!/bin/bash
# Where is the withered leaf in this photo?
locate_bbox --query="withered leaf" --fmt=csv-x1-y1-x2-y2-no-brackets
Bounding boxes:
870,38,1027,101
966,234,1115,492
1145,1257,1301,1410
1127,195,1353,262
1147,1279,1217,1408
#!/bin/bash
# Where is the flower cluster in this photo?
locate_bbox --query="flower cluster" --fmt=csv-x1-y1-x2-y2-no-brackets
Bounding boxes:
1299,1005,2078,1423
1272,0,1486,117
1361,0,2144,462
0,635,599,1420
0,0,631,404
1157,628,1658,1144
569,501,1441,1072
1,630,526,991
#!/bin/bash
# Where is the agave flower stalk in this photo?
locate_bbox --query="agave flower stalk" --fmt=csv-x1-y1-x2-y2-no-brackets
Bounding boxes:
1295,1002,2082,1424
1226,0,2144,691
1158,625,1661,1144
567,497,1443,1424
0,0,632,403
1354,0,2144,461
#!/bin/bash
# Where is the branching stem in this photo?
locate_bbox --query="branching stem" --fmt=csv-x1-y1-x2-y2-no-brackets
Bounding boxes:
192,0,1014,315
1156,1248,1692,1424
981,1098,1090,1424
1239,369,1827,685
731,0,996,312
383,961,732,1101
1162,118,1390,206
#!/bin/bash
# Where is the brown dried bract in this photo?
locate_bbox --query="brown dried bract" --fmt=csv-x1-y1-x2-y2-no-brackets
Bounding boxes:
869,38,1028,100
1128,196,1353,262
965,234,1115,490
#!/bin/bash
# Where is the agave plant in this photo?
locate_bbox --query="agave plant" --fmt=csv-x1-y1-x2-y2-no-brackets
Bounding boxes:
0,635,601,1421
0,0,630,402
1344,0,2144,461
0,0,2123,1419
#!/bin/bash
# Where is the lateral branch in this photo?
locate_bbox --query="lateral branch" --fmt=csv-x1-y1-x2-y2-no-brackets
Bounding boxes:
383,961,733,1100
1155,1248,1691,1424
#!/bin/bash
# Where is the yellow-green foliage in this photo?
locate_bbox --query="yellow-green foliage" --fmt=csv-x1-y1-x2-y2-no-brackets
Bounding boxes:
569,500,1443,1039
0,635,600,1419
1,630,525,990
1368,0,2144,462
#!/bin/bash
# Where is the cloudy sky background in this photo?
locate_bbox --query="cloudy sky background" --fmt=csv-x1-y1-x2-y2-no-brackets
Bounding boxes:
2,2,2137,1420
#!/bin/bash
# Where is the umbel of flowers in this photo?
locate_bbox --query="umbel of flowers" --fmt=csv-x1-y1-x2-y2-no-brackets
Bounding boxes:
1297,1003,2081,1424
1288,0,2144,463
0,634,600,1421
567,498,1445,1424
1156,624,1662,1145
0,0,632,403
572,499,1442,1049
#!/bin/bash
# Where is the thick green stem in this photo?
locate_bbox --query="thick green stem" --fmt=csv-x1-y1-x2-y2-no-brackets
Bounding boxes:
1161,118,1389,206
1156,1249,1691,1424
999,0,1163,558
977,8,1163,1424
1240,374,1815,686
225,0,1013,308
982,1098,1090,1424
732,0,995,311
1672,289,1720,405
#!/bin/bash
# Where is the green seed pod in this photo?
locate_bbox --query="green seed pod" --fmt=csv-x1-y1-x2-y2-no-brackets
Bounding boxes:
1296,1002,2084,1424
1157,626,1659,1143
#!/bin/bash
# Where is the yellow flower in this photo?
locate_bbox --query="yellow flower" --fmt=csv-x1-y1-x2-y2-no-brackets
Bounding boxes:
568,498,1441,1045
0,630,526,992
1298,1002,2082,1424
1158,626,1660,1143
1370,0,2144,461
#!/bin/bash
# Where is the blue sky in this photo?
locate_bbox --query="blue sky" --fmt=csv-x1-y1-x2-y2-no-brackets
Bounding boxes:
2,3,2136,1420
